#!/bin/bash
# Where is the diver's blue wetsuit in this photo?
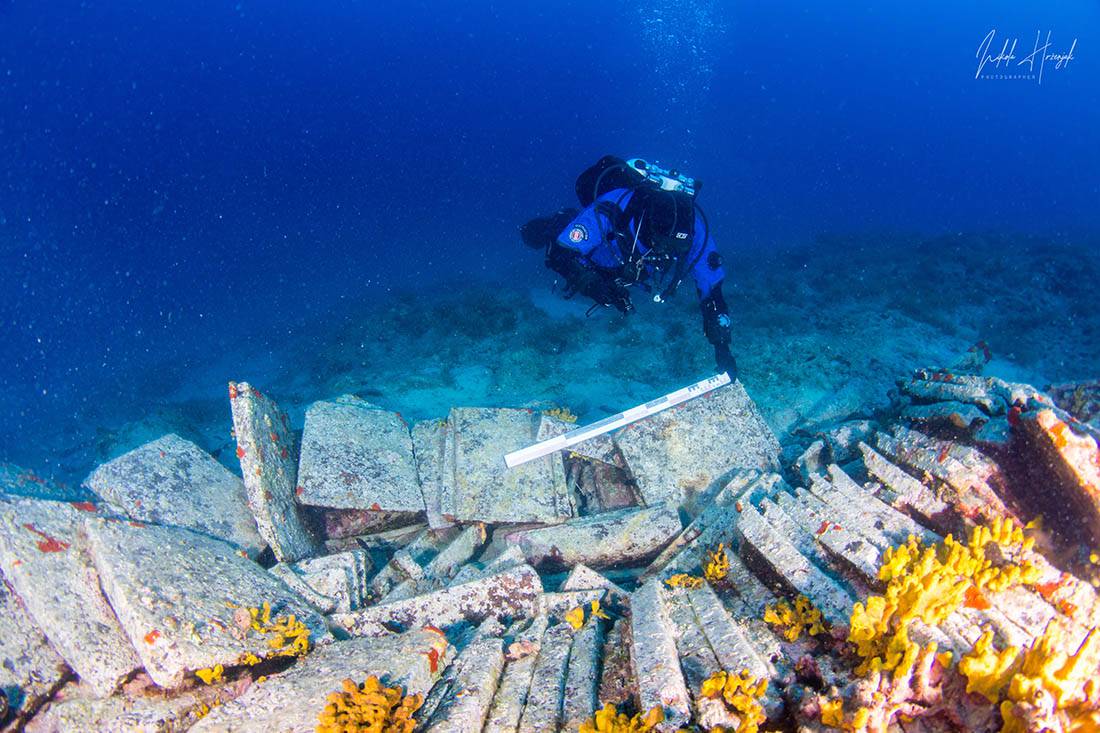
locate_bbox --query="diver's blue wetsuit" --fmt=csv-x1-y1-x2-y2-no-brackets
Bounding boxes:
549,187,736,376
554,188,725,300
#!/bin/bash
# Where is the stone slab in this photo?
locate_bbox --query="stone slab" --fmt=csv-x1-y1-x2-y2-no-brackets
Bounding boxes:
821,465,939,545
484,654,537,733
333,564,543,635
858,442,949,523
423,523,487,582
540,590,607,622
562,563,630,608
517,622,574,733
23,678,225,733
876,427,1010,526
1018,408,1100,546
412,418,452,529
613,381,780,509
629,578,691,732
901,371,1006,414
0,574,70,728
803,476,894,551
664,589,739,730
318,507,420,539
760,497,844,581
779,489,882,584
229,382,319,563
190,628,451,732
686,583,774,682
736,505,854,627
597,618,637,709
484,616,546,733
0,497,140,697
646,473,782,583
424,636,504,732
450,407,572,523
819,421,876,465
323,522,426,554
537,414,627,468
367,527,458,601
506,503,681,570
83,434,265,558
296,396,423,512
384,524,488,602
268,564,337,614
440,420,458,520
901,401,989,431
561,616,604,732
294,549,369,612
84,516,331,688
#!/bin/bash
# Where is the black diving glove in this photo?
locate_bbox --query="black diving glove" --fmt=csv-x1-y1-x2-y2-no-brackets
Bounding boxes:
715,343,738,379
547,244,633,314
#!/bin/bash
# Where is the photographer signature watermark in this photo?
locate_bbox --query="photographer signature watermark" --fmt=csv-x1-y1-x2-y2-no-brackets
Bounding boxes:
976,30,1077,84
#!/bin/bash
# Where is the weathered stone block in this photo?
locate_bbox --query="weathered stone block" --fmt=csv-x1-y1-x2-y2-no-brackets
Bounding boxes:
875,427,1009,526
540,590,607,622
23,676,224,733
1016,408,1100,546
643,471,777,581
83,434,265,557
664,589,739,730
820,465,939,545
0,574,70,727
859,442,948,523
901,371,1007,415
517,622,574,733
229,382,320,563
423,636,504,732
736,505,854,627
819,420,876,465
450,407,572,523
616,378,778,510
297,396,423,513
190,628,451,732
562,563,630,607
613,381,780,510
0,497,140,697
597,618,637,710
84,516,331,688
902,401,989,431
561,617,604,731
686,583,774,682
507,503,680,570
333,564,542,635
269,563,337,614
484,616,546,733
629,578,691,732
412,418,452,528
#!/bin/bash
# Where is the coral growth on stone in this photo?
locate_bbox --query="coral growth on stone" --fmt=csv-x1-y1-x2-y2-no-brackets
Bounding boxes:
578,703,665,732
700,669,769,733
704,543,731,583
849,518,1040,676
315,676,423,733
764,595,826,642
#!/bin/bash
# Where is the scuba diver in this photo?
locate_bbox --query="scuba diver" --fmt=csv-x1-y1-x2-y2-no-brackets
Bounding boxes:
521,155,737,378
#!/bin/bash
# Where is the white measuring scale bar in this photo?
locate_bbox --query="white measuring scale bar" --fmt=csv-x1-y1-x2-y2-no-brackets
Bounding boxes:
504,372,732,469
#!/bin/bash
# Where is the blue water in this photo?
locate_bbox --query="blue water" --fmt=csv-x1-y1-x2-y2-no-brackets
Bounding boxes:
1,0,1098,481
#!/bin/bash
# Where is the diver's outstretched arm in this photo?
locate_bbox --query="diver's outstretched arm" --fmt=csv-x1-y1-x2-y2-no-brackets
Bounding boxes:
546,243,633,314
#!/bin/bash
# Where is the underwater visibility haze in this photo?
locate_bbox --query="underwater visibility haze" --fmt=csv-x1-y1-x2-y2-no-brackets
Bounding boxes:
3,2,1100,732
2,0,1098,480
